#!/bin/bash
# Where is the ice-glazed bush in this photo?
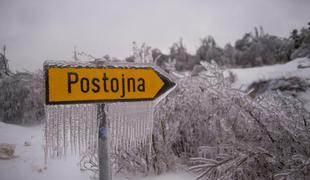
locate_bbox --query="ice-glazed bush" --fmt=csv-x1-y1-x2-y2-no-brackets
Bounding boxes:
109,61,309,178
0,71,44,125
152,62,310,179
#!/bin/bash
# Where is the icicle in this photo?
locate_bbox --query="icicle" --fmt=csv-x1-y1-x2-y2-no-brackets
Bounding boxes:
92,104,97,154
85,105,88,152
103,101,155,153
52,105,56,158
45,99,155,162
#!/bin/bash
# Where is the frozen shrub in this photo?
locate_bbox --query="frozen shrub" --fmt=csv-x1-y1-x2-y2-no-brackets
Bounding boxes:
110,61,309,178
0,71,44,125
153,62,310,179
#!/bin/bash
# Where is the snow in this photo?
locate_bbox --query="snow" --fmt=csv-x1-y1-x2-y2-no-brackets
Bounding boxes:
0,122,90,180
226,57,310,111
0,122,194,180
226,57,310,90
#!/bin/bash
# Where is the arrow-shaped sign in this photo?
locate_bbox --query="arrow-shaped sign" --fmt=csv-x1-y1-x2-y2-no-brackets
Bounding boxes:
44,61,176,105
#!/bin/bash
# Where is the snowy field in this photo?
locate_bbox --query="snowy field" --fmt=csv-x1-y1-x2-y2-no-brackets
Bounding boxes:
0,122,194,180
227,57,310,90
227,57,310,111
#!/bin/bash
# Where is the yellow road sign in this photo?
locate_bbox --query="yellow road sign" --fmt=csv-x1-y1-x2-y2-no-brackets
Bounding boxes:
44,62,176,104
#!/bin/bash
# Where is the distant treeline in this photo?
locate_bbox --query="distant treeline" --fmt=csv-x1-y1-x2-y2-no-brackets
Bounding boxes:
131,23,310,72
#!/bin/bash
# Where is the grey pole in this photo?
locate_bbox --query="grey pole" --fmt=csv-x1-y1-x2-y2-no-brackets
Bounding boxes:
97,103,111,180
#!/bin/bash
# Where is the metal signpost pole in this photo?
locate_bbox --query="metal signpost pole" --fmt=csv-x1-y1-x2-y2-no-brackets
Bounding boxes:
97,103,111,180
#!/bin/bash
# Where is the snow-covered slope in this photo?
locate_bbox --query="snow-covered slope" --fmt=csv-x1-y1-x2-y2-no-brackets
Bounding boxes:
227,57,310,90
0,122,194,180
226,57,310,111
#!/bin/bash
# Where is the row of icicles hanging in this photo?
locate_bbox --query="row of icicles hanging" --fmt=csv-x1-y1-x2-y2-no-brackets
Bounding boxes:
44,101,154,160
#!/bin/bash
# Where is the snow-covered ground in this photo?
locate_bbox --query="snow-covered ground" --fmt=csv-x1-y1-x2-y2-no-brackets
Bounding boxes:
227,57,310,90
226,57,310,111
0,122,90,180
0,122,194,180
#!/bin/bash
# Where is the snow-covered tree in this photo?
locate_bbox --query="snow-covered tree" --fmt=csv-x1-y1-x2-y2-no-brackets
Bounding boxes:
290,24,310,59
153,62,310,179
0,71,44,124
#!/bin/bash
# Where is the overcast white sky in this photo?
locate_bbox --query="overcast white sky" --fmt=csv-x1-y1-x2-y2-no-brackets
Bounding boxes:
0,0,310,71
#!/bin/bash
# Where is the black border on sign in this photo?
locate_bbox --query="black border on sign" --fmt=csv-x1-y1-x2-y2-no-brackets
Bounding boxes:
44,64,176,105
